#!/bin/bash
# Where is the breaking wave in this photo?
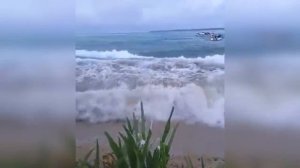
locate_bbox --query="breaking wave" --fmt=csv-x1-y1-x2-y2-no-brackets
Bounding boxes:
76,50,224,127
76,49,224,64
76,49,153,59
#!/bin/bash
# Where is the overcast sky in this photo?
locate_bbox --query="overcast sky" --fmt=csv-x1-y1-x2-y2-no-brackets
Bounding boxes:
76,0,225,34
1,0,297,35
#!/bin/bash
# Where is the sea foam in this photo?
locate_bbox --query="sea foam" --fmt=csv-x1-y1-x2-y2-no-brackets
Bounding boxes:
76,49,153,59
76,50,224,127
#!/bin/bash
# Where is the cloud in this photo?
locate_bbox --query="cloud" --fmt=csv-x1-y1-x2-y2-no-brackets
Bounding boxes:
76,0,224,33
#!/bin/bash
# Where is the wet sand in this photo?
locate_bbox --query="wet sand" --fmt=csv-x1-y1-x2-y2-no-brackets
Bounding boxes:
76,121,224,161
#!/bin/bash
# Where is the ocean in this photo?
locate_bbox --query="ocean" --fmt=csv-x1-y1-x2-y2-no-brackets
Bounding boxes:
76,29,224,127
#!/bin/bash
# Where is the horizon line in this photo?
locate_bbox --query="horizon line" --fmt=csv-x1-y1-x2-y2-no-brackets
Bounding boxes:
77,27,225,36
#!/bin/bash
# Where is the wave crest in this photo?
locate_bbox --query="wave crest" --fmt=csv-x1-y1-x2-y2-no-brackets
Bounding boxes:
76,49,152,59
76,49,224,64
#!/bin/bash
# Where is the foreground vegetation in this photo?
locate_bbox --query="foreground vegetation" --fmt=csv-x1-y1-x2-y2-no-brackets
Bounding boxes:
104,102,178,168
76,102,178,168
75,102,224,168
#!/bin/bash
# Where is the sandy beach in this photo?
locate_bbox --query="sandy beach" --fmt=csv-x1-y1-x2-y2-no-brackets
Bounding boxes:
76,121,224,167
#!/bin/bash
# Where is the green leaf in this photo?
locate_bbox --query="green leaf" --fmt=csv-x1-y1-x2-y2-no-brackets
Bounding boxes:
118,137,122,148
152,149,160,168
133,112,139,140
146,151,153,168
126,117,133,133
142,129,152,157
161,106,175,143
94,139,100,168
105,132,122,157
121,131,138,168
140,101,146,140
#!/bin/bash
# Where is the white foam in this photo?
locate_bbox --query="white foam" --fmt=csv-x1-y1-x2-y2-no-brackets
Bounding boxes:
76,50,224,127
197,54,225,65
76,49,224,64
76,55,224,91
76,49,152,59
76,83,224,127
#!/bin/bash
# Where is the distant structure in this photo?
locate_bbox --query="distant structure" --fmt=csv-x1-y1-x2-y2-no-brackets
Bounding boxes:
196,32,224,41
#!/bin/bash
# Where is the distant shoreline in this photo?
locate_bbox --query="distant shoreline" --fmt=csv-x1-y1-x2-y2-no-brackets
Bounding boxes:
77,28,225,36
150,28,224,33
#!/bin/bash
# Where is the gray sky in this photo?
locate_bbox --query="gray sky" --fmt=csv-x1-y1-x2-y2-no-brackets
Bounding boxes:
1,0,297,35
76,0,225,34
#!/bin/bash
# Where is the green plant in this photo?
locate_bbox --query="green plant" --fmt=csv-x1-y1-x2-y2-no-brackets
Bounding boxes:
105,102,179,168
75,139,102,168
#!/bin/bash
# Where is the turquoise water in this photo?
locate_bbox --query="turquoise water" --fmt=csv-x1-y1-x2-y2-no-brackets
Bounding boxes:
76,29,224,58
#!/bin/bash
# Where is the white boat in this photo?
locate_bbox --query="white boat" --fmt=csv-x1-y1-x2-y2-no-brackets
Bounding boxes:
196,32,223,41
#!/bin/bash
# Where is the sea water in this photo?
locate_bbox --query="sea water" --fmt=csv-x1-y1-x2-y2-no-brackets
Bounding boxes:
76,29,224,127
